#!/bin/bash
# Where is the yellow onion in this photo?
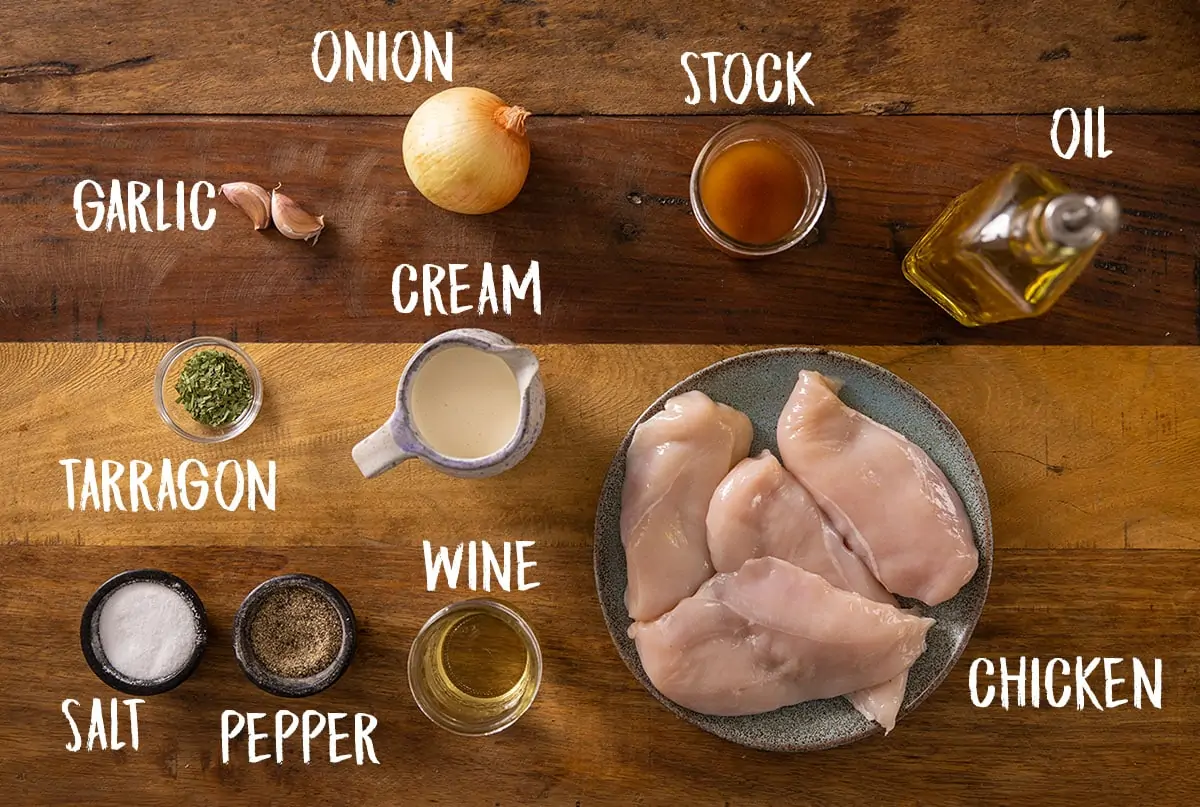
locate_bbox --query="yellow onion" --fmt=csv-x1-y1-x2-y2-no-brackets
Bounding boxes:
403,87,531,215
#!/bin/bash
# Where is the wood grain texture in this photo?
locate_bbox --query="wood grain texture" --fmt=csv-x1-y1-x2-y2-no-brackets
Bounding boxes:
4,343,1200,551
0,115,1197,345
0,545,1195,806
0,0,1197,114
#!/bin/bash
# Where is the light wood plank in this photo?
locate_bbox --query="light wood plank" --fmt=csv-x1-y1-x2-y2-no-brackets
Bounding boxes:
3,343,1200,550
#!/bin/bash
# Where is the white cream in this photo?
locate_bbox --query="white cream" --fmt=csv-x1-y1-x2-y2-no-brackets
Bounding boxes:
410,346,521,459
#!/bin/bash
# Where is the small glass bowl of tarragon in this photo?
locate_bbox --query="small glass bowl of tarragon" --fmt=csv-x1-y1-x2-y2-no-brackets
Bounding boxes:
155,337,263,443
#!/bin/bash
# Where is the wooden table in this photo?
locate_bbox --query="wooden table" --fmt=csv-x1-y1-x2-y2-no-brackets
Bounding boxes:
1,3,1198,805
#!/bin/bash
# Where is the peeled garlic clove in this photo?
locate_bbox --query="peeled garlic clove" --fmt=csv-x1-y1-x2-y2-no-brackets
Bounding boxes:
218,182,271,230
270,186,325,245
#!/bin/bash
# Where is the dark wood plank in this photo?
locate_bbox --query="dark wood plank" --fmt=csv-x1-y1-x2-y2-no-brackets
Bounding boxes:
0,0,1197,114
0,114,1196,345
0,546,1194,806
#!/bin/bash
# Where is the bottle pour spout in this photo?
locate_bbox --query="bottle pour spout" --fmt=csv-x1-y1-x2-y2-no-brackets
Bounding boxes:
1092,195,1121,235
1044,193,1121,247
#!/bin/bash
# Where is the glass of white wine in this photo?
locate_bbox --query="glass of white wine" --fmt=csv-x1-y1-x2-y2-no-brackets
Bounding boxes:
408,599,542,736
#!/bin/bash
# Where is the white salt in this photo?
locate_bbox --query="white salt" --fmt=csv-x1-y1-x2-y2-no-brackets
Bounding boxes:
98,581,198,681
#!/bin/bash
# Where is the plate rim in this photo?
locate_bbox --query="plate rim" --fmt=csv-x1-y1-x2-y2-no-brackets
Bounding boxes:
592,346,994,751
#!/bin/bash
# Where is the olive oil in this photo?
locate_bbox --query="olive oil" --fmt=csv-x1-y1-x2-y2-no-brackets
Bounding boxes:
902,163,1120,326
408,600,541,735
699,139,810,246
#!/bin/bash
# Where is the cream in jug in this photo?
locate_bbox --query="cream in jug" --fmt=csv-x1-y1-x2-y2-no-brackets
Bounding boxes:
353,328,545,479
409,346,522,459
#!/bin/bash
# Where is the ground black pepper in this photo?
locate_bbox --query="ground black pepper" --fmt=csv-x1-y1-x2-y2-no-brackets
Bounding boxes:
248,586,342,678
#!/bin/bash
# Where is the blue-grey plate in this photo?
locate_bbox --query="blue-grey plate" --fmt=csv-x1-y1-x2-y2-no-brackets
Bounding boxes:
593,348,992,751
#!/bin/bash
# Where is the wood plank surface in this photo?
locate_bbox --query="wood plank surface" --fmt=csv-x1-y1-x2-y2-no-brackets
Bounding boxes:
0,115,1196,345
3,3,1199,804
1,1,1197,114
4,342,1200,551
0,545,1194,806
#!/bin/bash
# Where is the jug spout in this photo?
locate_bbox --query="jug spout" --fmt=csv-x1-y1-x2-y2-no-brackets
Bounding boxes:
496,346,541,391
353,418,418,479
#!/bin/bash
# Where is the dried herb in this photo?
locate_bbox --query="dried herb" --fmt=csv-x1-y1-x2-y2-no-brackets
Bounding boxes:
174,349,252,427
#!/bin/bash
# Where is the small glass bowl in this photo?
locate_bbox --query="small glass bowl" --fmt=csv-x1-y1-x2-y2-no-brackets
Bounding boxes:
408,599,542,736
689,119,828,259
154,336,262,443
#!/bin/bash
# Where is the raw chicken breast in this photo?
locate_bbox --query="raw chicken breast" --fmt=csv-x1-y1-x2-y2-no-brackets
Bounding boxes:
621,390,753,621
846,659,913,733
847,668,911,733
776,370,978,606
630,557,934,716
706,451,912,731
707,451,891,600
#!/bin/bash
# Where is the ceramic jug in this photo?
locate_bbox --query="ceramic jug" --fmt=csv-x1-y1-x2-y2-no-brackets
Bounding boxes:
352,328,545,479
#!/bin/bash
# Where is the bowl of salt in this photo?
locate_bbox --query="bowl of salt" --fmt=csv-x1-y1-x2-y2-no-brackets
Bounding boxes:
80,569,208,696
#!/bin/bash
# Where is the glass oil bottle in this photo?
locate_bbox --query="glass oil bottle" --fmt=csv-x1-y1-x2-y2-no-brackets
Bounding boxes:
902,163,1120,326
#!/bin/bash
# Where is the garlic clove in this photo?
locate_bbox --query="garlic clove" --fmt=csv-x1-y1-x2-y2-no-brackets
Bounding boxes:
270,186,325,245
218,182,271,230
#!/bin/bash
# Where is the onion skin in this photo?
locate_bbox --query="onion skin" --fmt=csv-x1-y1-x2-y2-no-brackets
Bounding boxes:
403,87,531,215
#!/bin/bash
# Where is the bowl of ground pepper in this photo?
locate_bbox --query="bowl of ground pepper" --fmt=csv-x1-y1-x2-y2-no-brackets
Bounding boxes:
155,336,263,443
233,574,357,697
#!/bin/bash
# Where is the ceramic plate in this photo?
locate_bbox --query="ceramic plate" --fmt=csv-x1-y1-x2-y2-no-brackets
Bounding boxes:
593,348,993,751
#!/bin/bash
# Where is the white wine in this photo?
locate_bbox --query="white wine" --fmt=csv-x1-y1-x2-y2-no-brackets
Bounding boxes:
439,609,528,699
409,600,541,735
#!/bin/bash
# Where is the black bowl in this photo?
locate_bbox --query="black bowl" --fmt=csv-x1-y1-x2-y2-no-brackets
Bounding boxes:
80,569,208,696
232,574,357,697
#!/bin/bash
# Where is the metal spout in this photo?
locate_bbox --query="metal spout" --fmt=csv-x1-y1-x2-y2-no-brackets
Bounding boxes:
1043,193,1121,248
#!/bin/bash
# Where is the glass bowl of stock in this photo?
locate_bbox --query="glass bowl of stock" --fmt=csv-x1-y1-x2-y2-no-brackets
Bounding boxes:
689,119,827,258
154,336,263,443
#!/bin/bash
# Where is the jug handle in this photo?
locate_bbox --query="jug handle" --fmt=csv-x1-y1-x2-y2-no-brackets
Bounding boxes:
352,419,418,479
